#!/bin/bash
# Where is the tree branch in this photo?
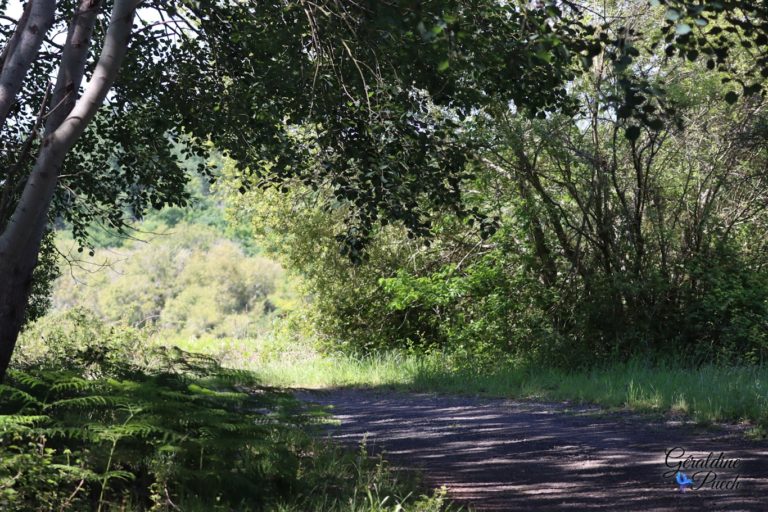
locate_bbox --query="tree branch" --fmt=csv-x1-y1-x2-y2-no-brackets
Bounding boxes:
45,0,103,134
0,0,142,261
0,0,56,132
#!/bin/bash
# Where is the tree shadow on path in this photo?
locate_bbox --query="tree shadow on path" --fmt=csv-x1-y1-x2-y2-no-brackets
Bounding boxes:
297,388,768,511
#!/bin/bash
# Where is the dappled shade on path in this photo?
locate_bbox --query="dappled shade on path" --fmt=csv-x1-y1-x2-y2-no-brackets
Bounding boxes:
298,389,768,511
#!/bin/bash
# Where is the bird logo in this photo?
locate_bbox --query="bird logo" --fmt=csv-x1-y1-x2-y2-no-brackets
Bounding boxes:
676,471,694,492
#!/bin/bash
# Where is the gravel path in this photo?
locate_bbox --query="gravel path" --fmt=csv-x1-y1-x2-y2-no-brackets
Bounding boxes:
296,388,768,511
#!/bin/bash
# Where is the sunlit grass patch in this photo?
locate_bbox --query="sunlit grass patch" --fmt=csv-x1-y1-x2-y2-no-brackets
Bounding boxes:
246,346,768,429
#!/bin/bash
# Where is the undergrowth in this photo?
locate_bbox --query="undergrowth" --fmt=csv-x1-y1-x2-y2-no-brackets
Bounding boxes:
1,310,458,511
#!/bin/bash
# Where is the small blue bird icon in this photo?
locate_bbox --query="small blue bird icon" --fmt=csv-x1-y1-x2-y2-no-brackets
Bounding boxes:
676,471,694,492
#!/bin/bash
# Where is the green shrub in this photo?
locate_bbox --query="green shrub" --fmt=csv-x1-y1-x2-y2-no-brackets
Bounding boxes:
680,247,768,364
14,309,147,376
52,223,287,340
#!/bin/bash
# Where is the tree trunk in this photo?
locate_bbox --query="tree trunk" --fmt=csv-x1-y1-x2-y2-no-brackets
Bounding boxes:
0,238,42,378
0,0,140,381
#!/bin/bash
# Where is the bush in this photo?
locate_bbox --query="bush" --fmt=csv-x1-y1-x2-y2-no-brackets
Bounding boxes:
223,172,768,368
680,247,768,364
14,309,147,376
52,223,287,340
219,176,436,354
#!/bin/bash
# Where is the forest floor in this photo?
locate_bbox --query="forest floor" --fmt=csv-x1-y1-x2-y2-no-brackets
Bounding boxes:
296,388,768,511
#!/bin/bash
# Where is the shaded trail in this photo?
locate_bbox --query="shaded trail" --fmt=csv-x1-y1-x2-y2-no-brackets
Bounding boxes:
297,389,768,511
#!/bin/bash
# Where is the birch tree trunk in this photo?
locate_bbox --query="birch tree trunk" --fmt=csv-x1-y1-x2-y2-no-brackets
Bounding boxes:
0,0,141,380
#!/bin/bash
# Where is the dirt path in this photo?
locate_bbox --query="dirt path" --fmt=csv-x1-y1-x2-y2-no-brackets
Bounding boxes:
296,389,768,511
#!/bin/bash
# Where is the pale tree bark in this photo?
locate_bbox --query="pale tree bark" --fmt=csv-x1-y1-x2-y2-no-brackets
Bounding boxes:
0,0,142,380
0,0,55,131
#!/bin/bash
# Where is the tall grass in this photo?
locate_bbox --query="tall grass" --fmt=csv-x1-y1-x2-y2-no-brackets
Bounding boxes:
153,319,768,429
246,350,768,428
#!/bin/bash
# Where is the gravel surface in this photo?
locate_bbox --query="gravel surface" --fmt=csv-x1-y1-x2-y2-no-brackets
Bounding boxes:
296,388,768,511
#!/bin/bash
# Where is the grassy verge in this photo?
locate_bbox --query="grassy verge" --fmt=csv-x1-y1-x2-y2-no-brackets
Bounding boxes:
241,349,768,430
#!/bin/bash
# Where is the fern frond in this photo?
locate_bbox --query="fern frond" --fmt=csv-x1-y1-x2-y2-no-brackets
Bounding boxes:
45,395,127,410
100,469,135,482
49,377,99,394
0,414,49,427
6,371,46,389
0,385,44,408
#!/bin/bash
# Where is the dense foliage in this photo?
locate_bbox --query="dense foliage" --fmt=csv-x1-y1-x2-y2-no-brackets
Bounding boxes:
2,0,611,381
4,0,768,372
6,1,768,509
193,0,604,261
54,222,285,340
222,3,768,368
1,312,453,511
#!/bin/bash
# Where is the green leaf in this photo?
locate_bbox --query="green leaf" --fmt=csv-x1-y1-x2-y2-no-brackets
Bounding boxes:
535,50,553,63
665,8,681,21
625,126,641,141
437,60,450,72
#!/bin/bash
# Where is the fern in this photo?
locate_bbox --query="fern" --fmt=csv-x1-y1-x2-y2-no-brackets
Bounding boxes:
0,414,48,427
0,342,327,511
0,385,44,408
2,316,454,512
